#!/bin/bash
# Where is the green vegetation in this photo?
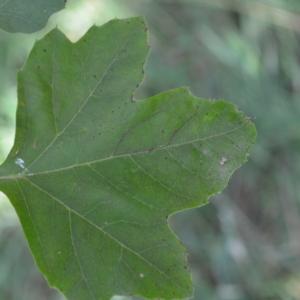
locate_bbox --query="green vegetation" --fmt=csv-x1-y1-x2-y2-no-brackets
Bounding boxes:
0,0,299,299
0,0,65,33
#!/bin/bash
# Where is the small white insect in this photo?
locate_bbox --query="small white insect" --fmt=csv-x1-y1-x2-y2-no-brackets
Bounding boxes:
220,157,228,166
139,273,144,278
15,158,26,169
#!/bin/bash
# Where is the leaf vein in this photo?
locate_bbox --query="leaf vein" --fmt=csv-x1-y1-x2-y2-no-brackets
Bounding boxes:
27,36,130,170
129,155,194,202
69,210,97,300
88,164,155,211
24,178,170,279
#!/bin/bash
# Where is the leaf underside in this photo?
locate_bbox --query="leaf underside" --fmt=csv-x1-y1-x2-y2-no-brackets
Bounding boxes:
0,18,256,300
0,0,65,33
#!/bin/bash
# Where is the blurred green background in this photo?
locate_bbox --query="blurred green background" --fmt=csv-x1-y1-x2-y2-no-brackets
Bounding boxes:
1,0,300,299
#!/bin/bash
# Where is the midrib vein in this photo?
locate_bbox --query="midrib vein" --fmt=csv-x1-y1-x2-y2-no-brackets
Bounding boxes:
0,124,246,181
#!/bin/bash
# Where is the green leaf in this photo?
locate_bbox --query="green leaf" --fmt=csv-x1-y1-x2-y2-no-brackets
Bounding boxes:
0,0,65,33
0,17,256,300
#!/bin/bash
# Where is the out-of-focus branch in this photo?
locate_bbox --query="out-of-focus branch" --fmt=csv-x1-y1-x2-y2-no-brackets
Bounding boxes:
183,0,300,33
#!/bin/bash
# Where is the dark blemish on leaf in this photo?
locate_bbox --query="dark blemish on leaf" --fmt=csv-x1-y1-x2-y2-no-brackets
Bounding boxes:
43,49,47,53
93,75,97,79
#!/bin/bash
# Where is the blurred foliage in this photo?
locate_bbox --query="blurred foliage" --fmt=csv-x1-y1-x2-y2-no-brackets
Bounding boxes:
0,0,300,299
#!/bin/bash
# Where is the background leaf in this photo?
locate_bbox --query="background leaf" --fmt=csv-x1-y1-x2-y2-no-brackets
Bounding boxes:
0,0,65,33
0,18,255,299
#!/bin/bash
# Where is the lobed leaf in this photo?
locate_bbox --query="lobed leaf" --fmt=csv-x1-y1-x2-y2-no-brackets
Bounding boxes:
0,18,256,299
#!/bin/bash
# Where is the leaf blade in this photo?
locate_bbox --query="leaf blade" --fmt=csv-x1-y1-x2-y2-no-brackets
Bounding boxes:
0,17,256,300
